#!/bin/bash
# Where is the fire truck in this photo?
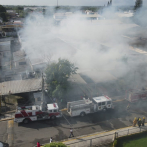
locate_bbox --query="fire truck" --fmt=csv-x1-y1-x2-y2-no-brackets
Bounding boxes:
125,89,147,103
67,96,114,117
14,103,62,124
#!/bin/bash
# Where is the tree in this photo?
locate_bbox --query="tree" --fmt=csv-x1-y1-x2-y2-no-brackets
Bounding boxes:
0,5,7,22
45,59,78,99
15,6,24,14
43,8,46,15
107,0,112,7
134,0,143,10
110,0,112,6
44,142,67,147
133,0,146,26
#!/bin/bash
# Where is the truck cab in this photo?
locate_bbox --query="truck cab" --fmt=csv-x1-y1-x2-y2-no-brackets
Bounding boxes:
92,96,113,111
47,103,62,119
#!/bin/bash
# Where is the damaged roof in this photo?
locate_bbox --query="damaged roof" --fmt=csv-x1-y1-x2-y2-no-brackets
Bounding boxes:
0,78,45,95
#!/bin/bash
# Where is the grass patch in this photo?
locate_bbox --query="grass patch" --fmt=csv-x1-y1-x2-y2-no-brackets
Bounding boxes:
117,132,147,147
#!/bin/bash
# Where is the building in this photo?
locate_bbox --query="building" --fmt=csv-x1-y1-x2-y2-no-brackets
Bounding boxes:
53,12,73,21
0,41,11,70
85,10,95,15
13,50,31,71
0,24,23,37
0,78,45,96
53,12,102,21
28,57,48,73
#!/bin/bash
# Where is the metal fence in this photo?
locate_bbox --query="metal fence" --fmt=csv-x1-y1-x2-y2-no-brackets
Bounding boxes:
65,126,147,147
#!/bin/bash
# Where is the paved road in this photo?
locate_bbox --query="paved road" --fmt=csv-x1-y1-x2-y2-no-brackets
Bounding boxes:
64,124,147,147
0,100,147,147
0,121,7,143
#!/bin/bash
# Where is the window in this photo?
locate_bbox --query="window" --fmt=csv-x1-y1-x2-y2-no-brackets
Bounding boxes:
5,77,11,81
19,62,26,65
102,102,106,105
107,101,111,104
54,110,57,112
37,97,41,101
49,110,52,112
98,102,101,106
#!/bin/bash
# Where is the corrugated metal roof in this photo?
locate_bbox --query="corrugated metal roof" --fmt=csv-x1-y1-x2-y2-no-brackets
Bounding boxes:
0,78,43,95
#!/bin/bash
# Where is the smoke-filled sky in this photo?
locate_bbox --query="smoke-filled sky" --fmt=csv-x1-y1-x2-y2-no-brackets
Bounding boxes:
19,9,141,77
16,2,147,88
0,0,137,6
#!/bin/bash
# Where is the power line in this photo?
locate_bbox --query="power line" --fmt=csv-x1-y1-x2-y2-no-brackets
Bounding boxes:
57,0,58,7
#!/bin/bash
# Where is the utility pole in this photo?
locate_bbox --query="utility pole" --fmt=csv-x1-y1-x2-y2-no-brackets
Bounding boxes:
0,94,1,114
57,0,58,7
41,73,46,111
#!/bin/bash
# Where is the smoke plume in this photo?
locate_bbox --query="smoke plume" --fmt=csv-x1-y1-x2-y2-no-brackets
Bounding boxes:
19,6,147,89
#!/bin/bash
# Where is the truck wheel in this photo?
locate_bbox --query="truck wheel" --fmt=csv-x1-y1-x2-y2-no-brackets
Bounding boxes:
51,116,56,120
23,119,30,124
80,112,86,117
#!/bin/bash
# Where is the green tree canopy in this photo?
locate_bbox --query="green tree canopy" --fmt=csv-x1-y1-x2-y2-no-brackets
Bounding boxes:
107,0,112,7
16,6,24,11
45,59,78,99
44,142,67,147
0,5,7,22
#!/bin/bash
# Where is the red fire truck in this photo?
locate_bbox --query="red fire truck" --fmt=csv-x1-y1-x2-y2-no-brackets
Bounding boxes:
14,103,62,124
125,89,147,103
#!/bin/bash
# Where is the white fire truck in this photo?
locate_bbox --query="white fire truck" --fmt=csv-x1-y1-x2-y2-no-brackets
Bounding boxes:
125,89,147,103
67,96,114,117
14,103,62,123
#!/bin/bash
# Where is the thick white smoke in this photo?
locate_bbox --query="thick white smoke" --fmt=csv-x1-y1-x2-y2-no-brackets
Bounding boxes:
19,7,146,85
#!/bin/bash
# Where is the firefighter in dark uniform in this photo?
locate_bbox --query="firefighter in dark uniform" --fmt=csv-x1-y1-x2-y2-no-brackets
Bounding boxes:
142,117,145,126
138,118,142,127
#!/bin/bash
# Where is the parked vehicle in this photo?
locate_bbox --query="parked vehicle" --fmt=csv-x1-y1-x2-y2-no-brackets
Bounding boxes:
125,89,147,103
0,141,9,147
67,96,114,117
14,103,62,123
14,95,114,123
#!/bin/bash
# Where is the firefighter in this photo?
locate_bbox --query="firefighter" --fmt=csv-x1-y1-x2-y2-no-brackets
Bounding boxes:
133,117,137,127
137,117,140,122
69,128,74,138
50,137,53,143
142,117,145,126
138,118,142,127
126,103,130,110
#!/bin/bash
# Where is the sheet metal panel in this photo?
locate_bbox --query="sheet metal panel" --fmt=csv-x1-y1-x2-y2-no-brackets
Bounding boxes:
0,78,43,95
